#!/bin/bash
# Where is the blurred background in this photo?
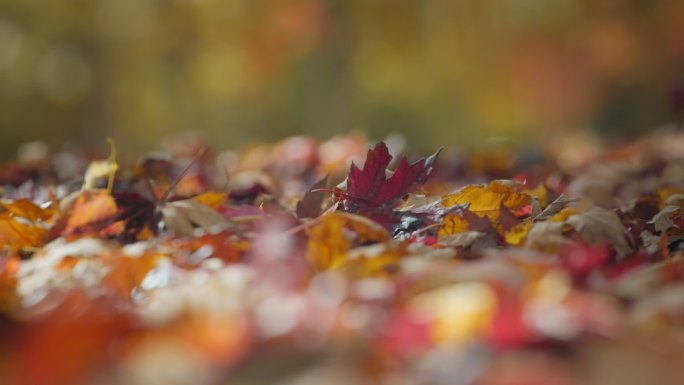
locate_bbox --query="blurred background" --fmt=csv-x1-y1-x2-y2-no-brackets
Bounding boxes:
1,0,684,160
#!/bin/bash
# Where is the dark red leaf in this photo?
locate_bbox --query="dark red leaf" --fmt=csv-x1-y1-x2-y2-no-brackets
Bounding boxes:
342,142,440,211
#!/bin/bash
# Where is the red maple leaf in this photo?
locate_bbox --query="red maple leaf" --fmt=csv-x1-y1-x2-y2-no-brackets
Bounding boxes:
341,142,440,211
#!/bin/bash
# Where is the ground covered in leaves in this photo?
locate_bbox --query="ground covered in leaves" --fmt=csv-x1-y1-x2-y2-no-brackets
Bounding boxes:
2,132,684,385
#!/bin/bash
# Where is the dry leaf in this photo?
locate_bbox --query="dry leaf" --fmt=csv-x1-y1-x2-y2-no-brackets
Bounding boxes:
0,199,52,252
505,219,533,246
439,231,487,248
566,206,633,258
65,191,118,234
100,252,162,299
438,214,470,236
649,205,680,234
192,191,228,209
306,212,390,273
442,180,530,221
161,199,231,237
534,195,579,221
524,221,567,252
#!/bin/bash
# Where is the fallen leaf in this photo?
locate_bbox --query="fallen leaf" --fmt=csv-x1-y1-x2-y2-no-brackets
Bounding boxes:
306,212,390,273
566,206,633,258
192,191,228,209
438,231,487,248
0,256,21,314
100,251,162,299
161,199,232,237
438,214,470,236
1,199,54,223
296,176,328,219
524,221,567,252
442,180,530,222
534,195,579,221
649,205,680,234
505,219,533,246
65,191,118,234
342,142,440,211
0,200,52,252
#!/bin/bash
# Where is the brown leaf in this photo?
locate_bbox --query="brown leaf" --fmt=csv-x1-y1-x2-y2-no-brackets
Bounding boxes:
296,176,328,219
566,206,633,258
161,199,232,237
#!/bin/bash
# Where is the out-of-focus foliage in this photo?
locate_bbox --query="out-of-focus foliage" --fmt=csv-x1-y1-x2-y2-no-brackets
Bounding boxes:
1,0,684,158
4,131,684,384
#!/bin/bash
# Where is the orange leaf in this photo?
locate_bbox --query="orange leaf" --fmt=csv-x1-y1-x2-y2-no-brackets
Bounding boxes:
65,191,118,234
100,252,162,299
0,200,50,252
1,199,54,223
0,256,20,314
0,218,47,252
193,191,228,208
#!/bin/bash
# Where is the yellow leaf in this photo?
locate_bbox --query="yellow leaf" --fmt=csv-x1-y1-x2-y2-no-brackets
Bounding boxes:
193,191,228,208
549,206,578,222
346,243,403,276
408,282,496,346
505,218,532,245
307,213,351,271
524,183,549,208
442,180,530,221
306,212,390,273
658,186,684,209
438,214,470,236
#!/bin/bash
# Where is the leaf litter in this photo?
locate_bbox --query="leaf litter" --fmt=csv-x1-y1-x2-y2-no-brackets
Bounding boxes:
2,133,684,384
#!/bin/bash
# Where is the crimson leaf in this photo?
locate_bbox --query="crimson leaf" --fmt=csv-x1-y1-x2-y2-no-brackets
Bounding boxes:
342,142,440,212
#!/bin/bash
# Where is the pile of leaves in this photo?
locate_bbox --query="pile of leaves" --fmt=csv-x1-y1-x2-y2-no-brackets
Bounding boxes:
2,132,684,385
